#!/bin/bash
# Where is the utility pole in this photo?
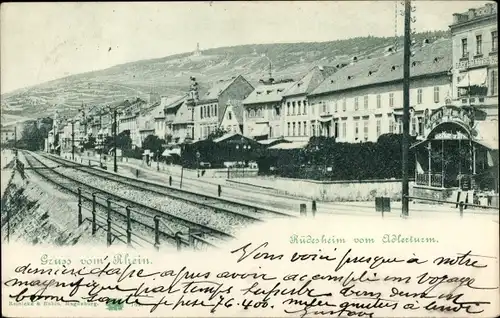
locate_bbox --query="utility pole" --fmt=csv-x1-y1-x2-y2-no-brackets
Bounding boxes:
401,0,411,217
113,108,117,173
71,120,75,161
14,126,17,156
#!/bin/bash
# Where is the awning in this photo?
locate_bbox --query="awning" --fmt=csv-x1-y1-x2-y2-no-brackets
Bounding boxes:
162,149,172,157
162,148,181,156
249,125,268,137
457,68,488,88
269,141,308,150
318,116,333,123
55,144,61,149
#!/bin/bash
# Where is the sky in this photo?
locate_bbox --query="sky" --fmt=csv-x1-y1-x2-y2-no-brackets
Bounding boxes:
0,1,493,94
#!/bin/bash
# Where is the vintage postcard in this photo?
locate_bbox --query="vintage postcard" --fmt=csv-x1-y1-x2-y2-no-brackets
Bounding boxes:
1,1,499,317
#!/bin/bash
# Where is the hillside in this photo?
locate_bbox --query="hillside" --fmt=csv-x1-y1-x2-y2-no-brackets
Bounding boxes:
1,30,449,122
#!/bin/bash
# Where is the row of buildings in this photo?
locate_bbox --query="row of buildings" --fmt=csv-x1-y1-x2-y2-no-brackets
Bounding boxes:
49,3,497,156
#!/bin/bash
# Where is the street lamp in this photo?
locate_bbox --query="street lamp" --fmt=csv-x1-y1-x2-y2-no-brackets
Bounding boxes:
196,151,201,177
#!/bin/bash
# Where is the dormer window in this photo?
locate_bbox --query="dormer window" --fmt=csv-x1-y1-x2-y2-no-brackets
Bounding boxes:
256,91,262,95
266,90,273,94
433,57,443,63
330,80,335,83
347,75,353,80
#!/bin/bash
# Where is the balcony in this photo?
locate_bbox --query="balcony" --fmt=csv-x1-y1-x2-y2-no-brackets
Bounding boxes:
456,54,498,70
455,95,497,106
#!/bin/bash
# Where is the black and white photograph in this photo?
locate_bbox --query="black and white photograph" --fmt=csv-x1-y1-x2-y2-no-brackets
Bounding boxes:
1,1,499,317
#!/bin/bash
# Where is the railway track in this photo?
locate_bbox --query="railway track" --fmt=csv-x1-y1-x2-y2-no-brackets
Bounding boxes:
22,151,234,249
42,152,294,220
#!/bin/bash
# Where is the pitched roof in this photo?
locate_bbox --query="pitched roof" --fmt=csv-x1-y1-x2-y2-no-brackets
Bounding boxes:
172,101,193,125
165,95,188,110
222,99,244,124
243,82,293,105
201,76,241,102
310,38,452,96
283,65,337,97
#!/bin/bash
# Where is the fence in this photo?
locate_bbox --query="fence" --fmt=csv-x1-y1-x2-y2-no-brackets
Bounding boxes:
76,188,218,251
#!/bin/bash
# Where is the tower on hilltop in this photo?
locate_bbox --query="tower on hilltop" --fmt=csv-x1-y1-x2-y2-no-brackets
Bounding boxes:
193,43,202,57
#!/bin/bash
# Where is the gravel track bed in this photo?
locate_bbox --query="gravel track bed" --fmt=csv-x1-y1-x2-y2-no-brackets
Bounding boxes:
44,153,285,220
25,153,225,249
31,153,254,236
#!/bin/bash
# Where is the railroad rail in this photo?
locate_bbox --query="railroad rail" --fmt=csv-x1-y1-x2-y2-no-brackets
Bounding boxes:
43,152,295,220
22,151,230,250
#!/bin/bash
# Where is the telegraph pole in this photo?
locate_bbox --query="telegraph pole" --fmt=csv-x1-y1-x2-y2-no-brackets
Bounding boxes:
401,0,411,217
113,108,117,173
71,120,75,161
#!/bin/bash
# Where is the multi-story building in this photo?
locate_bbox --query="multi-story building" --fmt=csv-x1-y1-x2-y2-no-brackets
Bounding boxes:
242,80,294,140
308,38,453,143
1,126,16,144
282,66,337,142
194,75,254,140
450,2,497,115
164,95,188,144
411,3,498,199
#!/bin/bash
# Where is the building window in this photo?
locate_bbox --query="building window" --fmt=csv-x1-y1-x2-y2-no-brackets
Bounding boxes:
287,123,291,136
418,117,424,136
298,122,302,136
303,101,307,114
364,96,369,110
214,105,217,117
200,107,203,119
333,101,337,113
461,38,468,58
322,101,327,113
417,89,423,104
343,99,346,112
363,120,368,140
303,121,307,136
298,101,302,115
434,86,440,103
354,122,359,140
376,119,381,137
493,31,498,52
250,109,255,118
354,97,359,111
476,34,482,55
376,94,381,108
292,122,296,136
389,119,394,134
287,102,291,116
311,123,315,137
342,122,347,139
292,101,296,115
411,117,416,136
257,109,262,117
389,93,394,107
227,111,232,120
491,69,498,96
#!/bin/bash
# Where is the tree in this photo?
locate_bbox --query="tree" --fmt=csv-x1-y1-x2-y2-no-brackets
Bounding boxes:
142,134,163,159
18,121,51,151
83,136,96,150
116,130,132,150
207,128,228,141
